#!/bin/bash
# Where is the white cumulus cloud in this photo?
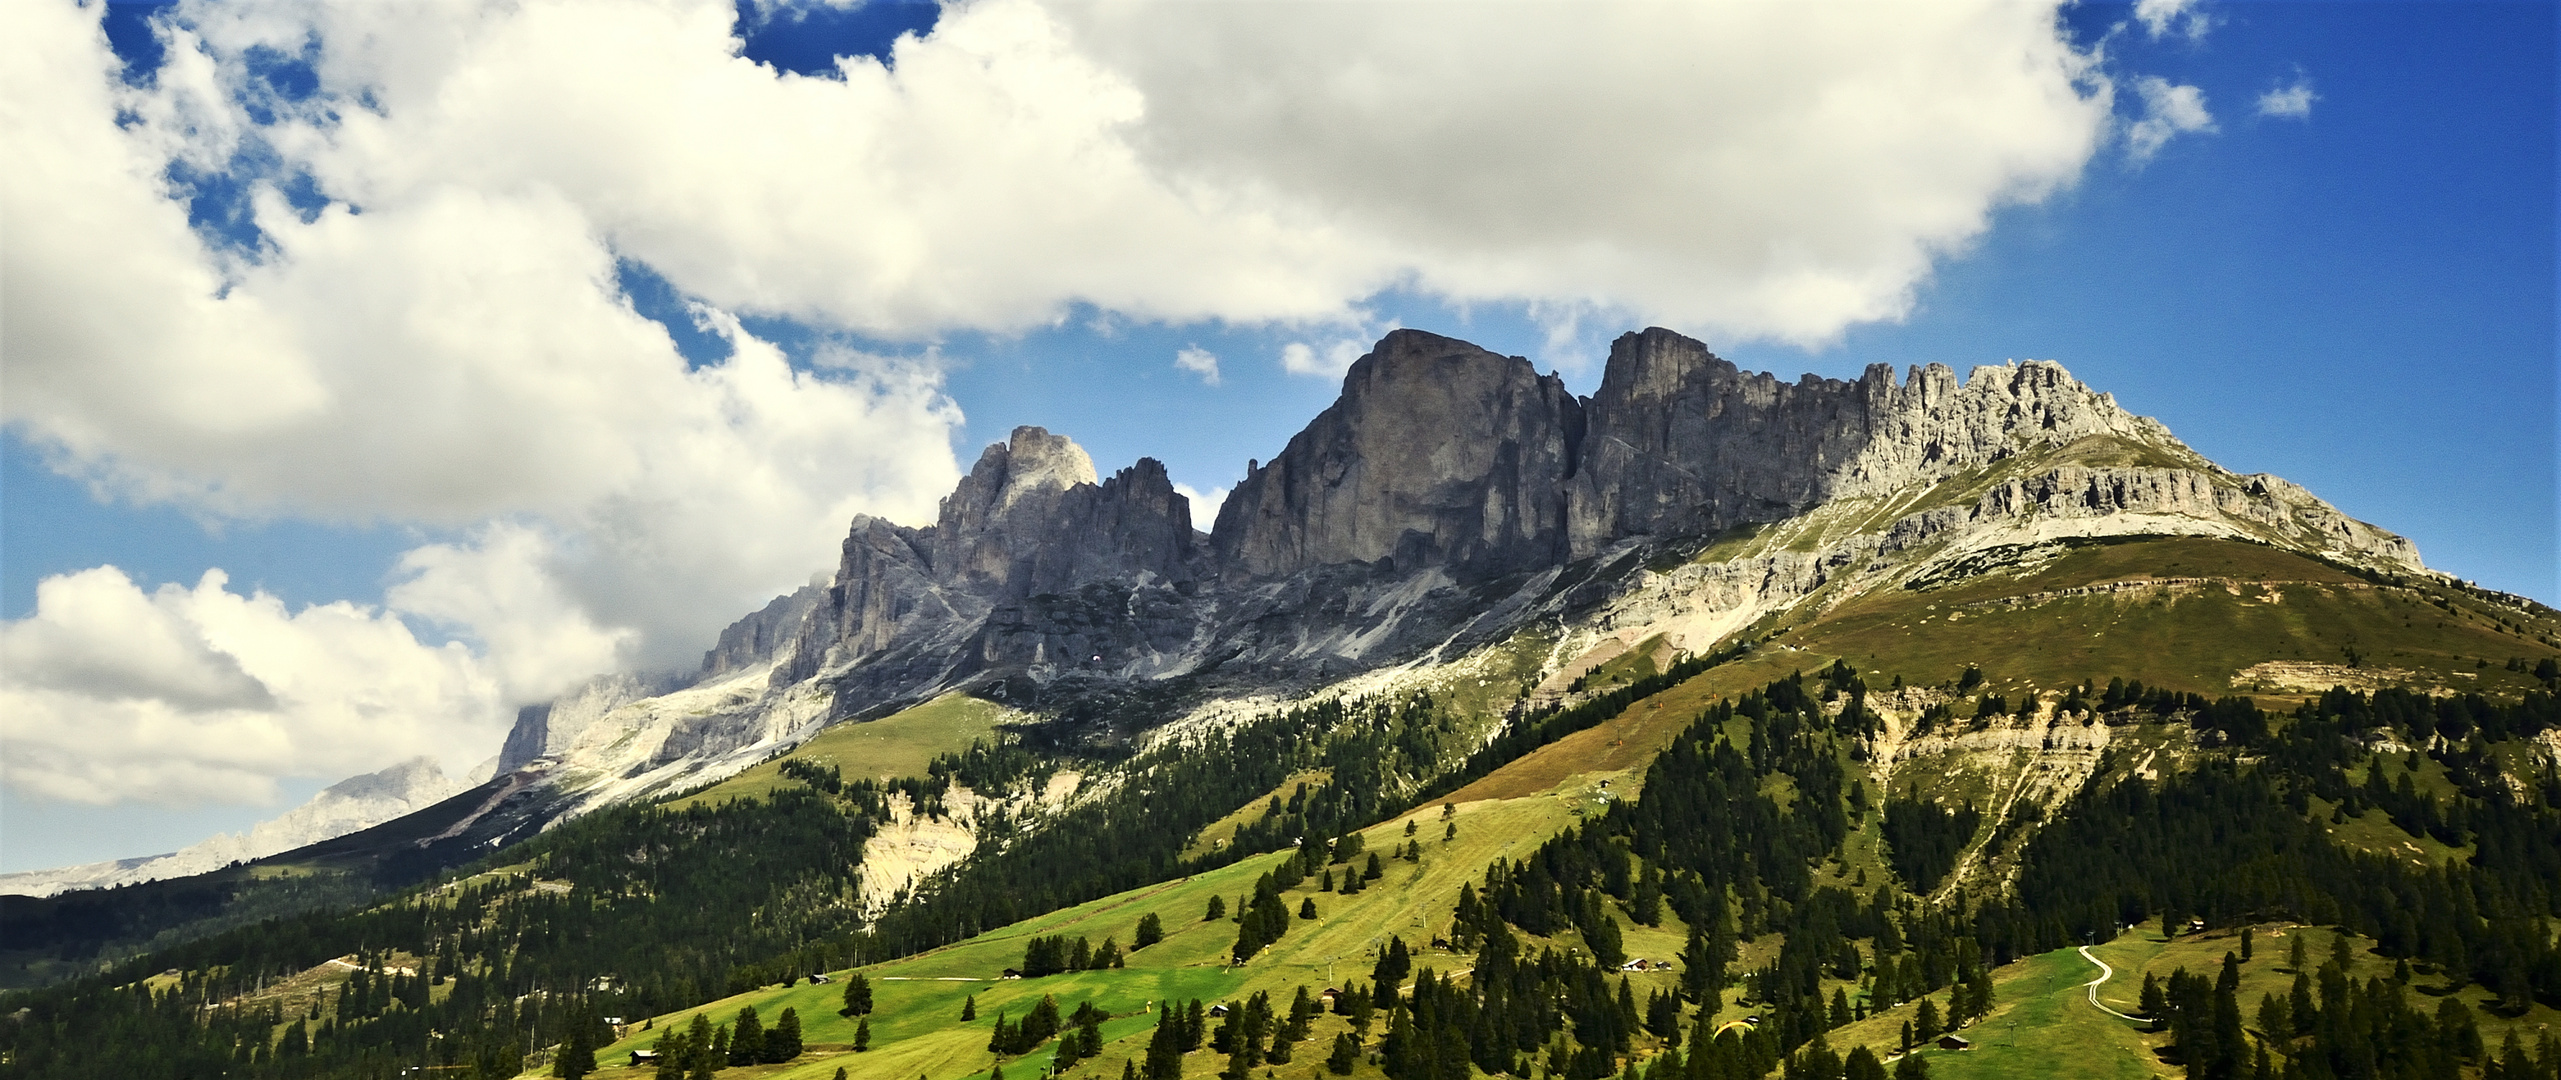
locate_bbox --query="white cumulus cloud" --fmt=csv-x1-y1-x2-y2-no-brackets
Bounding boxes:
2133,0,2212,42
2258,76,2317,119
0,0,2135,809
130,0,2118,348
0,567,506,806
2126,76,2217,163
1171,483,1227,530
1173,346,1221,385
1280,339,1370,380
0,0,965,807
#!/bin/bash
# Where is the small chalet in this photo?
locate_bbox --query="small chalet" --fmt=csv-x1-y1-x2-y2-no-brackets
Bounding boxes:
629,1050,660,1067
1001,968,1024,980
1318,988,1342,1005
808,973,831,984
1207,1004,1231,1017
1937,1034,1972,1051
1620,958,1655,972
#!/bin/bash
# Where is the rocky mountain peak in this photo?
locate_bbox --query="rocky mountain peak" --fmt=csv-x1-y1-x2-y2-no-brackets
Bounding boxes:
1211,329,1583,577
505,323,2427,809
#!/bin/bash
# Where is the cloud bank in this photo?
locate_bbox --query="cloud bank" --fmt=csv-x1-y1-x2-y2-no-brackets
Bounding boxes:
1,0,2127,806
0,567,502,805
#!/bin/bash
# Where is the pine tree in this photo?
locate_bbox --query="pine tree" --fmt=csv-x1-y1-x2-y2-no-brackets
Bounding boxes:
1326,1032,1358,1075
1645,988,1681,1039
1206,895,1227,921
1022,995,1063,1048
852,1017,870,1053
1135,912,1164,949
1299,897,1318,920
1145,1002,1186,1080
1183,999,1207,1051
841,972,873,1016
552,1015,597,1080
767,1007,804,1062
652,1028,688,1080
962,994,977,1021
684,1014,718,1080
729,1006,764,1066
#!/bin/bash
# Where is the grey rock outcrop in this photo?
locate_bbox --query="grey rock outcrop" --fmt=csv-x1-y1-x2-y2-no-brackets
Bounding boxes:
701,584,827,680
1214,329,1582,577
1563,327,2173,555
512,325,2429,795
497,670,688,772
778,426,1205,710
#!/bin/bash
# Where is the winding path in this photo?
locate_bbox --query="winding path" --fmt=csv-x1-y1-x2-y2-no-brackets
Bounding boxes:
2077,946,2146,1022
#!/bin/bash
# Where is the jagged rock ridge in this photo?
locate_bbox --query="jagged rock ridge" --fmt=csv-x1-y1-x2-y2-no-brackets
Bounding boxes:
0,757,481,898
506,325,2427,808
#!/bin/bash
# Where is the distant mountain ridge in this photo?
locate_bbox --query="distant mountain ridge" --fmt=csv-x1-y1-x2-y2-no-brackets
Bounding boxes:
484,325,2427,817
5,326,2440,893
0,757,483,898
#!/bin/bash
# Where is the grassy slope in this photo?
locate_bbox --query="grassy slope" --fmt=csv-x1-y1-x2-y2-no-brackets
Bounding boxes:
588,790,1611,1079
1179,770,1334,863
570,536,2561,1079
1820,920,2561,1080
1790,537,2560,700
664,693,1018,811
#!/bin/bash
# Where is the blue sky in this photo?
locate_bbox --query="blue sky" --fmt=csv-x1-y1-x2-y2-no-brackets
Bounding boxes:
0,0,2551,872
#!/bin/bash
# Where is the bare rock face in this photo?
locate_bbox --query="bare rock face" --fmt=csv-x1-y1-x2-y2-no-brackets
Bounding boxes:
701,584,827,680
497,670,688,772
1564,327,2174,556
779,426,1204,708
506,324,2430,800
1213,329,1583,578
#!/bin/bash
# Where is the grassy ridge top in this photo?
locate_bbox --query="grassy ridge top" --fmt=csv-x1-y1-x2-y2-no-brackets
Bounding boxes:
1786,537,2559,700
663,693,1019,811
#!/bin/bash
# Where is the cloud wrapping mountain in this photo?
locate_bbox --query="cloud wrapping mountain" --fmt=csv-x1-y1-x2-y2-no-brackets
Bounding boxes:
0,568,502,805
0,0,2121,812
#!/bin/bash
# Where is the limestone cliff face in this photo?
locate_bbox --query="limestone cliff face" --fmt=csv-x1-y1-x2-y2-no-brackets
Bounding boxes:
701,584,826,680
497,670,688,772
1213,329,1582,578
777,426,1203,708
1564,327,2174,556
505,325,2430,803
764,327,2425,719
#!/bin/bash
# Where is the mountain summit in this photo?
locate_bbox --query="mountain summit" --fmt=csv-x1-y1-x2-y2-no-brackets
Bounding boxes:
11,328,2558,1080
493,326,2424,814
